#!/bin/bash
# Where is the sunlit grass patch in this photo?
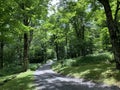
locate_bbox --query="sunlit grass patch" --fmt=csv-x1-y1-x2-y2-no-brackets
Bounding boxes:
0,63,41,90
0,70,35,90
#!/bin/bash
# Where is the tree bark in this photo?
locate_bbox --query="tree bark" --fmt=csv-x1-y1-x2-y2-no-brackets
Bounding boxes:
0,40,4,69
98,0,120,69
23,16,29,71
23,33,28,71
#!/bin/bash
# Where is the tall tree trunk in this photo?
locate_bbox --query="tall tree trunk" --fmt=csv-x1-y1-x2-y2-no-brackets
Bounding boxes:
23,33,28,71
23,17,29,71
0,40,4,69
18,2,30,71
23,15,29,71
98,0,120,69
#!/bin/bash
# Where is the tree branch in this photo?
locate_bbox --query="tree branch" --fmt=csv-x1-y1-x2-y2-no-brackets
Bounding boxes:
114,0,120,22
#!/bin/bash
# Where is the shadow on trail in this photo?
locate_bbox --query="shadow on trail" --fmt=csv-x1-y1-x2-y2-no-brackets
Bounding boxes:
34,63,120,90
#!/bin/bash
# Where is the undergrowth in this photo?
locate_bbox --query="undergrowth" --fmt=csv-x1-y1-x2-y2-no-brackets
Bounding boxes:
0,63,41,90
52,53,120,87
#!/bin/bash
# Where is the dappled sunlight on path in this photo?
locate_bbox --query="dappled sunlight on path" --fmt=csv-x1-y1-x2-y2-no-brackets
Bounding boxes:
34,63,120,90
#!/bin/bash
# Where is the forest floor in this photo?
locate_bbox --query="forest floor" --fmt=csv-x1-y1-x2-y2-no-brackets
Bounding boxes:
52,53,120,88
34,62,120,90
0,70,34,90
0,64,40,90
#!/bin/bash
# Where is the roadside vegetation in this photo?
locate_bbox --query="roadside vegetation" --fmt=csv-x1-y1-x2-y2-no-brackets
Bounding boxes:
0,63,40,90
52,53,120,87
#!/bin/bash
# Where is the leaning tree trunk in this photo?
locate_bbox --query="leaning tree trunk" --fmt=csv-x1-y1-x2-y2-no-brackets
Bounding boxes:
0,40,4,69
98,0,120,69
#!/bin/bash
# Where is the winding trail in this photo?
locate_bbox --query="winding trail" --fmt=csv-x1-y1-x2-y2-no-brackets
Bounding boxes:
34,62,120,90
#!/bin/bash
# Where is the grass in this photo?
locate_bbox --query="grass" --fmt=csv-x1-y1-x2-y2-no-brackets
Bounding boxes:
0,70,35,90
0,63,41,90
52,53,120,87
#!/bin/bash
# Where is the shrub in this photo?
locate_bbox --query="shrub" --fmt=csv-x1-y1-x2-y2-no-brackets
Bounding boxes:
29,63,41,71
72,53,112,66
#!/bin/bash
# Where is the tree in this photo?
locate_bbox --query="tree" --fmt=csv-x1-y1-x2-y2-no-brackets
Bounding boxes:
0,0,49,70
98,0,120,69
0,0,16,69
15,0,49,71
0,35,4,69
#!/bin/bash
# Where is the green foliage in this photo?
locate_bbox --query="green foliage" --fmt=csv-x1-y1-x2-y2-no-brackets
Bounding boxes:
0,64,23,76
0,0,49,69
46,49,55,59
58,59,76,67
1,0,120,88
1,0,119,85
29,63,41,71
72,53,112,66
0,63,40,77
101,27,112,51
55,53,112,67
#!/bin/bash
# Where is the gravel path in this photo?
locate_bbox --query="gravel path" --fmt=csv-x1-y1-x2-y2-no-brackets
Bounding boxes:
34,62,120,90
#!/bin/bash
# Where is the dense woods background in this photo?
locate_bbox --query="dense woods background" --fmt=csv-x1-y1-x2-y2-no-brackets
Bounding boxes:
0,0,120,71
